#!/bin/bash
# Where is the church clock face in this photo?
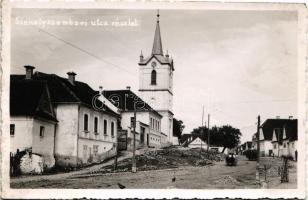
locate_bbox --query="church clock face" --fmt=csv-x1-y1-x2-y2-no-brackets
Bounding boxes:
151,61,157,68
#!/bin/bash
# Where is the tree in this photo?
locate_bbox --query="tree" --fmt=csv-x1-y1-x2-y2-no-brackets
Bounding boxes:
190,124,241,153
173,118,185,143
191,126,208,142
218,125,242,153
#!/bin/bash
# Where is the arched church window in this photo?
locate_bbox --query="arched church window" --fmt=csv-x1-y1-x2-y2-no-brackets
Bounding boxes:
151,70,157,85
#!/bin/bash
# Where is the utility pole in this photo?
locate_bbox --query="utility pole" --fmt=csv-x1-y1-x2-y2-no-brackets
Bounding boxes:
114,142,118,171
256,115,260,184
200,106,204,154
132,102,137,173
207,114,210,152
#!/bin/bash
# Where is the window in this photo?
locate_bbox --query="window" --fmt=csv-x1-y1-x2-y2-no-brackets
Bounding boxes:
84,114,89,131
111,122,115,137
93,145,98,157
10,124,15,136
151,70,157,85
283,143,286,148
131,117,135,128
274,144,277,149
158,121,160,132
39,126,45,137
104,120,107,135
94,117,98,134
150,118,152,129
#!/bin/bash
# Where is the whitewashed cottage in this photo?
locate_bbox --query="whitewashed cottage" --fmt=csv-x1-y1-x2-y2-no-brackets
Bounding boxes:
10,66,120,171
10,66,58,172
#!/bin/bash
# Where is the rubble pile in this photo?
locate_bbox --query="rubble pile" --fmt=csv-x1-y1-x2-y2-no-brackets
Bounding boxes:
97,147,224,174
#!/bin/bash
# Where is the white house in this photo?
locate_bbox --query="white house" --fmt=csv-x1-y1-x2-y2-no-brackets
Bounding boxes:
10,66,58,171
138,11,177,145
255,118,298,157
187,137,208,149
36,71,120,167
104,88,166,149
10,66,121,170
271,119,298,159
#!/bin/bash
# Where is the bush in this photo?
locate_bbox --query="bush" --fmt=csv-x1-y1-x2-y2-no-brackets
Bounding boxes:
244,150,257,161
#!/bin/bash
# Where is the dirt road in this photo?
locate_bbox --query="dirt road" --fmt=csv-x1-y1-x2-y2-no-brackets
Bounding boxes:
11,156,259,189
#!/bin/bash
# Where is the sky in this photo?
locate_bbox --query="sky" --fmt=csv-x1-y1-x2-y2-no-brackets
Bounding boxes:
11,8,298,143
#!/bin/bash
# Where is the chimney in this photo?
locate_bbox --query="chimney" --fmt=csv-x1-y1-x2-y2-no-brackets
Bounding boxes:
67,71,76,85
126,86,131,90
165,50,169,58
99,86,103,95
276,116,280,119
139,51,144,62
24,65,35,80
289,116,293,119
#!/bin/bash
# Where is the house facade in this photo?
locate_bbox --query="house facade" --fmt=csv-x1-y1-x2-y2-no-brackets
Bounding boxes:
104,89,166,149
271,119,297,159
10,66,120,170
10,70,58,170
187,137,208,149
252,118,298,159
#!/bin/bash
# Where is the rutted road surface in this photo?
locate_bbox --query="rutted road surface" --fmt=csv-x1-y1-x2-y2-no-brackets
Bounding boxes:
11,156,259,189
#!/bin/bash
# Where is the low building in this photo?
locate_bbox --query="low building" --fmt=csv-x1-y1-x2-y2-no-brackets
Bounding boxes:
10,69,58,171
256,117,297,157
272,119,297,159
187,136,208,149
11,66,120,169
104,88,166,149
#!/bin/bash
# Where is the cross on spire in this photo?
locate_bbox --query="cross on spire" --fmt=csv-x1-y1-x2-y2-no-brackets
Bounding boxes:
157,10,160,23
152,10,163,55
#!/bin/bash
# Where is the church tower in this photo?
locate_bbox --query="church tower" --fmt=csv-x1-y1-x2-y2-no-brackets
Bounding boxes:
138,11,175,144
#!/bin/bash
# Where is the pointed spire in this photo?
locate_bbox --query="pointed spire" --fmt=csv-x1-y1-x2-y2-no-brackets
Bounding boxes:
152,10,163,55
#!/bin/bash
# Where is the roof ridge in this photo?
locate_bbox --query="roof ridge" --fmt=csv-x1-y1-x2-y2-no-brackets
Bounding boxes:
53,75,81,103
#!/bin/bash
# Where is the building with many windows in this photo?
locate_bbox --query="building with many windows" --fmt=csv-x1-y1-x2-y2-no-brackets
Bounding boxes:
103,88,166,149
10,66,120,171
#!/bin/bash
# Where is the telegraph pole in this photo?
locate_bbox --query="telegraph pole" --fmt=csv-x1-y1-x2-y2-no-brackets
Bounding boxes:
132,102,137,173
256,115,260,184
207,114,210,152
200,106,204,154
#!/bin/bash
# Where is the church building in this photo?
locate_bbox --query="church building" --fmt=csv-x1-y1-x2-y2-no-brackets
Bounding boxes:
138,11,177,144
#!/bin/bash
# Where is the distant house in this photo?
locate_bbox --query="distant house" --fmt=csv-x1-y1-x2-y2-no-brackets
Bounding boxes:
238,141,253,155
254,118,298,157
272,119,297,159
104,88,166,149
187,136,208,149
11,66,120,169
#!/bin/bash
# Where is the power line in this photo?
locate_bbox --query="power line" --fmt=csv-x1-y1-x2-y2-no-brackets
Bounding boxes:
34,26,135,76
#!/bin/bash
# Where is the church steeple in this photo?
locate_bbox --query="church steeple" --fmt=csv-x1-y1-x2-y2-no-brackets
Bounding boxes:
152,10,163,55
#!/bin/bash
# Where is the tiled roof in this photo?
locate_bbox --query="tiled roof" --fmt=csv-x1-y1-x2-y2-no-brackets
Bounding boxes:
261,119,297,141
103,89,162,118
11,72,119,118
10,77,57,122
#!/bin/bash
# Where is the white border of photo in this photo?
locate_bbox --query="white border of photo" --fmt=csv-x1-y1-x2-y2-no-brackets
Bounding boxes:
1,0,307,199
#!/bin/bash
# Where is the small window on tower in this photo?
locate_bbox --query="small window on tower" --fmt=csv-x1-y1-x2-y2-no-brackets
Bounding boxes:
151,70,157,85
